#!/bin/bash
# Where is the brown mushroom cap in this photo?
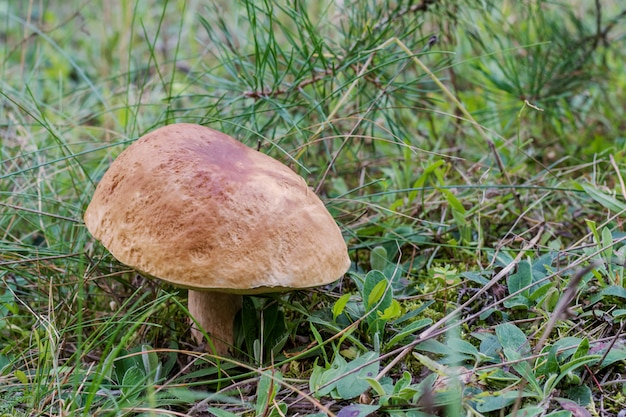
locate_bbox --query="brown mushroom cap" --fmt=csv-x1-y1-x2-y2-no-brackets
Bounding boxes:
84,123,350,293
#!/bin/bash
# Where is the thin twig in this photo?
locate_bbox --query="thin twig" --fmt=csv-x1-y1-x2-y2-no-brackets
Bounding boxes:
533,264,596,355
609,154,626,201
0,253,82,267
0,201,81,223
243,69,333,99
595,321,626,370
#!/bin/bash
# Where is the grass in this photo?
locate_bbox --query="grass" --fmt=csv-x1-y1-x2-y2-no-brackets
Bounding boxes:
2,0,626,416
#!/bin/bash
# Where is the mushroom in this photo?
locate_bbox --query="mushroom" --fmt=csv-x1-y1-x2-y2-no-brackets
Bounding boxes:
84,123,351,355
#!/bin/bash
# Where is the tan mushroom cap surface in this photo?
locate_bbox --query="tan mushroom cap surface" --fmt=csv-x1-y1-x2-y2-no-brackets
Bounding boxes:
84,123,350,293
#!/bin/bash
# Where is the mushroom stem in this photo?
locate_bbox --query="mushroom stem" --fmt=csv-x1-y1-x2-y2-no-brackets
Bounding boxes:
188,290,242,355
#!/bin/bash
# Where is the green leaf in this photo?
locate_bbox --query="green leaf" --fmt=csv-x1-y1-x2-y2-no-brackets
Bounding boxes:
528,281,554,302
602,226,614,260
581,183,626,213
495,323,531,358
205,408,239,417
262,302,287,352
362,270,394,336
273,403,288,417
415,339,452,356
447,337,481,360
336,404,380,417
489,248,515,267
385,318,432,348
336,352,379,399
474,390,524,413
14,369,28,384
590,285,626,305
313,364,344,397
541,287,561,312
106,348,129,384
367,280,388,309
167,388,216,403
309,360,326,397
378,299,401,320
310,352,380,400
412,352,447,374
393,371,413,394
507,260,532,297
411,159,445,189
309,322,324,345
140,344,160,383
370,246,388,272
549,337,584,356
611,309,626,318
410,373,438,404
333,293,352,320
121,366,144,400
536,336,585,379
572,338,589,361
477,368,519,383
478,334,501,361
239,297,259,354
0,289,18,316
586,219,599,243
505,406,544,417
365,377,386,397
511,360,541,395
540,344,560,377
393,301,435,324
438,187,466,215
549,355,601,389
600,342,626,367
256,371,281,416
462,271,491,285
563,385,592,406
559,355,601,374
363,271,392,309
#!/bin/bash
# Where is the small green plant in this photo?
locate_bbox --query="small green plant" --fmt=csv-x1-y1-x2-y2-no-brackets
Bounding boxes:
235,296,289,364
366,370,437,416
310,350,379,399
468,323,607,415
330,247,432,351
